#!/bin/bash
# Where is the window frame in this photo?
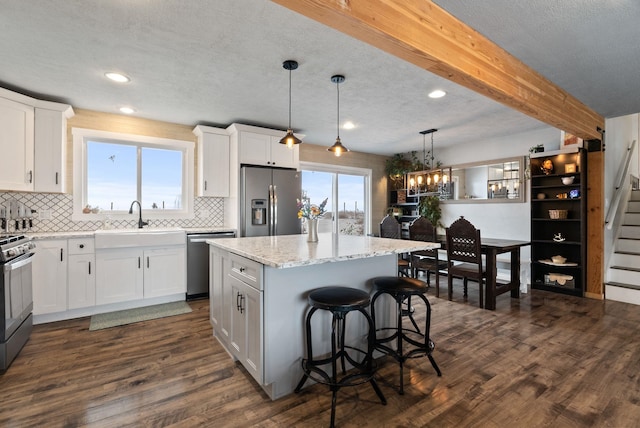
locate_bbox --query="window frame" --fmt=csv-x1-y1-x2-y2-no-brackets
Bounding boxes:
72,128,194,221
299,161,372,235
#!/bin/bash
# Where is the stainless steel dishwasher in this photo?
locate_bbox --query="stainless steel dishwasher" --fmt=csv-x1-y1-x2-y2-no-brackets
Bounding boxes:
187,231,235,300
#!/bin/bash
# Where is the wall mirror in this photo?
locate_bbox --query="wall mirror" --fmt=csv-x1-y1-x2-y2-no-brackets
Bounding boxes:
444,156,526,203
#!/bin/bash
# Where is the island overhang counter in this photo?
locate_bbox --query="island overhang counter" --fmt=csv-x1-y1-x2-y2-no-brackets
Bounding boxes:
207,233,439,400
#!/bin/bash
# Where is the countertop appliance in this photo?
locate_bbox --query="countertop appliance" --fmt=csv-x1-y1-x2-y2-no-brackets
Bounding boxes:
186,231,235,300
1,234,35,373
241,165,302,237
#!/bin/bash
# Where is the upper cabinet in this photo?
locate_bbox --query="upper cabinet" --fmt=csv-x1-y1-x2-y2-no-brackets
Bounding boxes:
193,125,230,197
34,105,75,193
0,96,35,191
230,124,299,169
0,87,73,193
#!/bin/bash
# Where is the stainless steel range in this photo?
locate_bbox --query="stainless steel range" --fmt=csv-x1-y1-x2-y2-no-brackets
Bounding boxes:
1,234,35,373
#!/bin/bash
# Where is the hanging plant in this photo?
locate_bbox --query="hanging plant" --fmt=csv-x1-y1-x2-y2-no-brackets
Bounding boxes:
418,195,443,229
385,152,422,189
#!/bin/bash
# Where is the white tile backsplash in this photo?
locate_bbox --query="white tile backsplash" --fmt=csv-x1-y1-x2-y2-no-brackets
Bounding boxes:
0,192,224,233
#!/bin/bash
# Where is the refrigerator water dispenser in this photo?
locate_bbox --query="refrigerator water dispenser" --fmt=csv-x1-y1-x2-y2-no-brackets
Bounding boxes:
251,199,267,225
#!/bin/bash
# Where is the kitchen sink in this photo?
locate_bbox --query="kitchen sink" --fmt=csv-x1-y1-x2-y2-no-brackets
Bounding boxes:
94,227,186,249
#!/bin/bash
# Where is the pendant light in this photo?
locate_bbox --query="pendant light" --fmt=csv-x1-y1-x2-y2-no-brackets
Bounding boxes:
327,74,349,156
278,60,302,148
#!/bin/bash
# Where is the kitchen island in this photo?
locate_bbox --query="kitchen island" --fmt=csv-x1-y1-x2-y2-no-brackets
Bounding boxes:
207,233,439,399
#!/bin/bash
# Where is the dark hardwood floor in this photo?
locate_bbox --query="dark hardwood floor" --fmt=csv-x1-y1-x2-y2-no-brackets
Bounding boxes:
2,280,640,427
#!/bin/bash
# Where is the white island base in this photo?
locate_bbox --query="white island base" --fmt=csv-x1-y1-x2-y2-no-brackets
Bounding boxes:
208,234,439,400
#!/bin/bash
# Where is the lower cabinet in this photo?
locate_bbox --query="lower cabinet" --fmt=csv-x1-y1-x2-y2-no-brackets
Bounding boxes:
95,245,186,305
67,238,96,310
95,248,144,305
210,247,263,384
32,239,68,315
228,274,262,382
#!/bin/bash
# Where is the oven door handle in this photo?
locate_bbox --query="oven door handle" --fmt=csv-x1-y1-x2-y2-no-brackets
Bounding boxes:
4,252,35,272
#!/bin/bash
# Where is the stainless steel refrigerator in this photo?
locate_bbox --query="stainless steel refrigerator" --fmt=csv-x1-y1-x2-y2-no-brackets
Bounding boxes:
241,166,302,237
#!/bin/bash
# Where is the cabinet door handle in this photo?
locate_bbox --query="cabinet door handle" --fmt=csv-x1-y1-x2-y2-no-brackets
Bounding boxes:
138,257,141,269
236,292,241,311
60,248,64,262
55,172,59,185
88,261,91,275
147,256,149,268
28,170,33,183
239,294,245,314
204,180,208,191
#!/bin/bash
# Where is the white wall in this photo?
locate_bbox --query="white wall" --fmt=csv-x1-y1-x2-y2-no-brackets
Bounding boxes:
435,126,561,289
437,126,559,237
603,113,639,272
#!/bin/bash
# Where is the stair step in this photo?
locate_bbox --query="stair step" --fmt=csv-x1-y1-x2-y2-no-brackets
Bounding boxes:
610,265,640,272
616,238,640,252
631,190,640,201
610,252,640,267
606,282,640,305
623,213,640,225
607,281,640,291
619,225,640,239
608,266,640,284
627,201,640,212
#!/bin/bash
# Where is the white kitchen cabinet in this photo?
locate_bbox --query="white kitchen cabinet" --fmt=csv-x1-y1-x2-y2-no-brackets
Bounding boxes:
209,246,229,343
209,247,263,384
34,106,74,193
67,238,95,310
32,239,67,314
193,125,230,197
95,248,144,305
96,245,186,305
0,96,34,191
238,130,299,169
143,246,186,298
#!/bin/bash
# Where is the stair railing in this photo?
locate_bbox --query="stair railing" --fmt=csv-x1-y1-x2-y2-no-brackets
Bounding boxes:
605,139,637,230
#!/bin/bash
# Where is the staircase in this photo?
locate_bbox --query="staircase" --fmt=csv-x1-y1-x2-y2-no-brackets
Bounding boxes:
606,189,640,305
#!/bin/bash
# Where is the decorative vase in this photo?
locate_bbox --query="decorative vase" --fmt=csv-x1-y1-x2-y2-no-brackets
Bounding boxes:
307,218,319,242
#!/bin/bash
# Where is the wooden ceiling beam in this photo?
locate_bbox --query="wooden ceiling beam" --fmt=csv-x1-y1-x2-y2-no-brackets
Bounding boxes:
270,0,604,140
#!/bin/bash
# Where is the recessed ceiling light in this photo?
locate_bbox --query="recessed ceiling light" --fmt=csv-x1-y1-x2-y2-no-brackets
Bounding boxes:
105,72,131,83
343,121,355,130
119,106,136,114
428,89,446,99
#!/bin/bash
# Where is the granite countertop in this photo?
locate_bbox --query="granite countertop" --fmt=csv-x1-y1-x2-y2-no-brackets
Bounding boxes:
25,227,236,240
207,233,440,269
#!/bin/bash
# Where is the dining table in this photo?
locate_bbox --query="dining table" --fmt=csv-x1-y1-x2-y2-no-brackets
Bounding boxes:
428,235,531,310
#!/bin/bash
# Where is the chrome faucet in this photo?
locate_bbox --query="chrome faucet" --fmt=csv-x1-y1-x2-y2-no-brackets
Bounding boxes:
128,200,148,229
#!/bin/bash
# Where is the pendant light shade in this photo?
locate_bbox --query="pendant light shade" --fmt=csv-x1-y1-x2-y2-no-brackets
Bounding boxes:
328,74,349,156
279,60,302,148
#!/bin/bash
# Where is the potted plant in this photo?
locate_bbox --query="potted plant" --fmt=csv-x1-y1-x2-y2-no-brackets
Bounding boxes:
418,195,443,229
385,151,422,190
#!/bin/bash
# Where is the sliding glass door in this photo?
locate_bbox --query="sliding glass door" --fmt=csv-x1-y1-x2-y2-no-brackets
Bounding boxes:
300,163,371,236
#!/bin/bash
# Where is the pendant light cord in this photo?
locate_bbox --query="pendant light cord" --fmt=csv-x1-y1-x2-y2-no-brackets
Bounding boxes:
336,79,340,139
288,67,292,129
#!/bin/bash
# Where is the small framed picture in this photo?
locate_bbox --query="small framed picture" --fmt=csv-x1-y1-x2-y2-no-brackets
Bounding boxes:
565,163,577,173
561,130,583,149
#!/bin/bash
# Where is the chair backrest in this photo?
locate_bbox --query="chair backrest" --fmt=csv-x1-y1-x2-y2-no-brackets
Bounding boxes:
445,216,482,265
408,216,436,242
380,215,401,239
409,216,438,256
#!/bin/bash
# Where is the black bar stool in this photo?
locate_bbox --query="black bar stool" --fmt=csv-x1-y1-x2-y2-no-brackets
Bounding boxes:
295,286,386,427
370,276,442,394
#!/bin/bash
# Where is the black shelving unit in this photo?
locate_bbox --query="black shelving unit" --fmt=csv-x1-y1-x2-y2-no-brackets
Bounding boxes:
530,148,586,296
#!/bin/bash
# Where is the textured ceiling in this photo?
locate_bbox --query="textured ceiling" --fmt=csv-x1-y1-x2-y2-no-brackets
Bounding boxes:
0,0,638,156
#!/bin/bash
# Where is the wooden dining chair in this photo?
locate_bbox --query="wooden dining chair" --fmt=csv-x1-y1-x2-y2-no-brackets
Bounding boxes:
445,216,486,308
408,217,447,296
380,215,411,277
